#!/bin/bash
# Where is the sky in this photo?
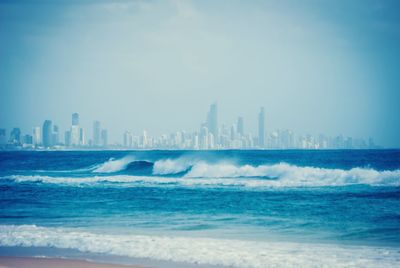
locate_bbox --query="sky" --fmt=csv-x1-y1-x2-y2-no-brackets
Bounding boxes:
0,0,399,147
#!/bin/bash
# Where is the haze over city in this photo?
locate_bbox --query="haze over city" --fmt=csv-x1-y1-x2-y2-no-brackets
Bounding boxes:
1,0,400,147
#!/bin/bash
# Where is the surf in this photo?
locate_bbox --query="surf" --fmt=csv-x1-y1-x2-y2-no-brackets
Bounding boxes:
0,224,398,268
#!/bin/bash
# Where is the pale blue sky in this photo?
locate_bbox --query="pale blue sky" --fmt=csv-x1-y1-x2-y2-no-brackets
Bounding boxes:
1,0,399,146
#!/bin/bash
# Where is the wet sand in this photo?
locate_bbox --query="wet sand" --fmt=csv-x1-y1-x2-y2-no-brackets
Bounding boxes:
0,256,149,268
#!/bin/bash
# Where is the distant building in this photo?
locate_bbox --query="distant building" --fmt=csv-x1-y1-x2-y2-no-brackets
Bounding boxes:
72,113,79,126
93,121,101,146
80,128,85,146
258,107,265,147
33,127,41,146
23,134,33,145
64,130,71,147
42,120,53,148
206,102,218,144
70,125,80,146
9,128,21,145
200,125,209,149
124,131,133,148
53,125,59,145
140,130,148,148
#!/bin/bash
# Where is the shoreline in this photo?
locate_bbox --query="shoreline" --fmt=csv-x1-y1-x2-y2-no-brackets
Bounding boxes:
0,256,149,268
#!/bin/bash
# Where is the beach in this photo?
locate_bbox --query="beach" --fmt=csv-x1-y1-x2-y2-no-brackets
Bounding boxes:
0,256,146,268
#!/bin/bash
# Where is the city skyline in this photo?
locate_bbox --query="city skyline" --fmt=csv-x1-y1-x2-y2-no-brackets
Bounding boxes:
0,103,381,150
1,0,399,148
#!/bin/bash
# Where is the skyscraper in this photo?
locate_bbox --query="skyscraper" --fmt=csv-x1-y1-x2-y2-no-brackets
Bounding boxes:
9,128,21,145
124,131,133,148
64,130,71,147
93,121,101,146
53,125,59,145
42,120,53,148
206,102,218,143
70,125,80,146
258,107,265,148
237,116,244,136
33,127,41,146
80,128,85,146
72,113,79,126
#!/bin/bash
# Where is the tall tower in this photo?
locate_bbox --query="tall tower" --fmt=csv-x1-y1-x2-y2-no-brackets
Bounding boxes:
42,120,53,148
72,113,79,126
206,102,218,144
33,127,41,146
93,121,101,146
258,107,265,148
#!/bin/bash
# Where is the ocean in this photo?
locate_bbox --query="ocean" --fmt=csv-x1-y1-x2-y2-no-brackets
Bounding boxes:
0,150,399,267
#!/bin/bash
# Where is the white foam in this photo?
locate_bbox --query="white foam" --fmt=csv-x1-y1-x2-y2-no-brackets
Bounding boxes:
3,163,400,188
152,158,194,175
4,175,176,186
0,225,398,268
92,156,136,173
185,162,400,187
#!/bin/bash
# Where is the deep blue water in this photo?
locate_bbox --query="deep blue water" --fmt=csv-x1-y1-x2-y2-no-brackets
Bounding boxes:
0,150,400,267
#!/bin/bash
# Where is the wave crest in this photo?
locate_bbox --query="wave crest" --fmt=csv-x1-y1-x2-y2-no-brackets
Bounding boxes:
184,162,400,186
152,158,193,175
2,163,400,189
92,156,136,173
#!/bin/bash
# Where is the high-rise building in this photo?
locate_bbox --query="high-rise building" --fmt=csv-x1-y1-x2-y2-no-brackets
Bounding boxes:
237,116,244,136
9,128,21,145
80,128,85,146
93,121,101,146
124,131,133,148
140,130,148,148
101,129,108,147
200,125,209,149
23,134,33,145
64,130,71,147
206,102,218,144
33,127,41,146
70,125,80,146
258,107,265,148
42,120,53,148
53,125,59,145
72,113,79,126
0,129,6,145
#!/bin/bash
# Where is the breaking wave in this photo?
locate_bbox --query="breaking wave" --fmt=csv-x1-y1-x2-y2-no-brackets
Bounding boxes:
0,225,398,268
152,158,193,175
92,156,136,173
2,163,400,188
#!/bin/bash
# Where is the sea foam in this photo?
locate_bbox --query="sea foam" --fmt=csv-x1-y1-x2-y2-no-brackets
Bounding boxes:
0,224,399,268
92,156,136,173
152,158,194,175
2,164,400,189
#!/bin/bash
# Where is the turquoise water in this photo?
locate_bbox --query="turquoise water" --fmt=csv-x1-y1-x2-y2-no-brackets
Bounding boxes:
0,150,400,267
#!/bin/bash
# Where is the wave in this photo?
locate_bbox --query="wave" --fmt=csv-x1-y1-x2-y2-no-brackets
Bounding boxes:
152,158,193,175
90,156,193,175
2,164,400,188
184,162,400,185
0,225,398,268
92,156,136,173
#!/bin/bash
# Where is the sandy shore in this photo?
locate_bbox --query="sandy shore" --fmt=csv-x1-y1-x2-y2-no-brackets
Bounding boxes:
0,256,149,268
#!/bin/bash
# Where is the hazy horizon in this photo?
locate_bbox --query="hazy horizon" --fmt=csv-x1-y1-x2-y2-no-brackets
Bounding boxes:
1,0,400,147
